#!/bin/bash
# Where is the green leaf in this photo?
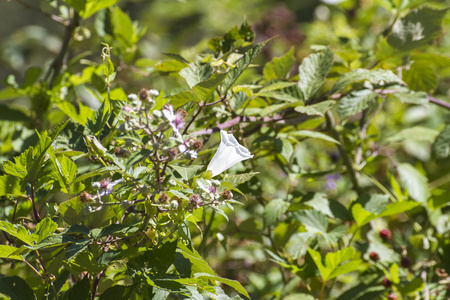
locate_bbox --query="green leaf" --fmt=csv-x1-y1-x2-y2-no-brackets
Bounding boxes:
59,198,86,225
0,105,29,122
66,240,91,262
0,276,36,300
263,199,290,227
179,63,214,89
85,98,111,135
263,47,295,80
84,0,118,18
67,275,91,300
259,81,297,93
171,165,203,181
222,39,269,94
0,245,24,261
99,284,137,300
298,48,334,101
304,193,334,218
294,100,335,117
386,126,439,144
275,138,293,162
351,204,376,227
387,89,428,105
177,243,215,276
194,273,250,299
387,7,448,51
403,60,438,92
32,218,58,244
110,7,139,48
294,210,328,234
397,163,429,202
0,175,26,197
338,90,377,120
398,277,424,295
0,221,33,245
327,260,361,280
433,125,450,159
288,130,340,144
222,172,258,187
332,69,402,93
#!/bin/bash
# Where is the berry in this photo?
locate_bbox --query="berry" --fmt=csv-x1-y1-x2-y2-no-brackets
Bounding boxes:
382,278,391,288
379,229,391,241
369,251,379,262
400,257,411,268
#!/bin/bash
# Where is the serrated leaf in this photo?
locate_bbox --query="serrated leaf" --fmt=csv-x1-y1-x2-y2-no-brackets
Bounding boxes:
263,199,290,227
294,100,335,117
351,204,376,227
179,62,214,89
294,210,328,234
0,245,24,261
32,217,58,244
222,172,258,187
195,273,250,299
263,47,295,80
66,239,90,262
171,165,203,181
403,60,438,92
388,90,428,105
0,276,36,300
222,39,269,94
289,130,340,144
332,69,402,93
386,126,439,144
433,125,450,159
304,193,333,218
387,7,447,51
0,221,33,245
298,48,334,101
259,81,297,93
0,175,26,197
338,90,377,120
397,163,429,202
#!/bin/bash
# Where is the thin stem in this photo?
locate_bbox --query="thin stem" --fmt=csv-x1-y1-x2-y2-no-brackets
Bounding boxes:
325,111,362,196
45,10,80,87
24,259,44,279
319,280,326,300
428,95,450,110
199,210,215,256
29,183,40,222
363,172,398,202
183,104,203,135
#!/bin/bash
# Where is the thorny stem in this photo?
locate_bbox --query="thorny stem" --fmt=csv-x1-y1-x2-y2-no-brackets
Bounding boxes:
428,95,450,110
325,111,362,196
92,270,105,300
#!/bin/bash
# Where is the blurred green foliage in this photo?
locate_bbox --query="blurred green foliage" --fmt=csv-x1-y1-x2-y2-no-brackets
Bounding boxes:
0,0,450,299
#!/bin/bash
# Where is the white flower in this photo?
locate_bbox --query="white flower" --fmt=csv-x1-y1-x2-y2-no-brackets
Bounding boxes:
207,130,253,177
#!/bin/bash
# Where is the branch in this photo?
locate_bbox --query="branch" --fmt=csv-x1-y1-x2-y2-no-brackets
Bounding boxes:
45,10,80,87
428,95,450,110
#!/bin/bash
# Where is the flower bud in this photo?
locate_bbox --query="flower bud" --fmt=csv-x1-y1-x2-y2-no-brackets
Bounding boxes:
152,110,162,119
400,257,411,268
127,94,138,101
159,193,169,203
92,182,101,190
170,200,179,210
83,205,92,216
211,180,221,187
167,148,178,159
221,190,233,200
152,142,160,150
168,180,177,187
148,89,159,97
79,191,92,202
139,88,149,101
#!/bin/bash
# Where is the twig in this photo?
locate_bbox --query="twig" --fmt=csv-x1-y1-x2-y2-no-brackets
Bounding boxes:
183,103,203,135
45,10,80,88
13,0,65,24
428,95,450,110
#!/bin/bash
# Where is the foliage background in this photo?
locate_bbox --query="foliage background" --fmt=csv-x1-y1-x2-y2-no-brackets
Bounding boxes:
0,0,450,299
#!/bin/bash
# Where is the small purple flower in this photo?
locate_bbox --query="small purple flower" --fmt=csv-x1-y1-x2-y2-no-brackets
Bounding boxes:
163,105,185,141
325,173,341,190
95,178,124,198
